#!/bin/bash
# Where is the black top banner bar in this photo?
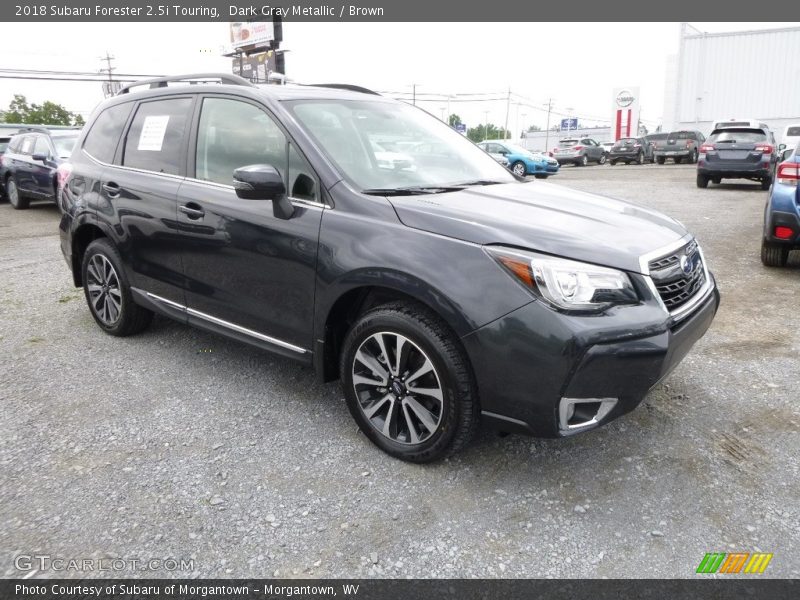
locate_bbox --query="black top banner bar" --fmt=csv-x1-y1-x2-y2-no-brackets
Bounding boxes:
4,0,800,21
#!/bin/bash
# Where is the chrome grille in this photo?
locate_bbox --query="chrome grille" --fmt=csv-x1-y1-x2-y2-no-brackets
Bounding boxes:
648,240,705,312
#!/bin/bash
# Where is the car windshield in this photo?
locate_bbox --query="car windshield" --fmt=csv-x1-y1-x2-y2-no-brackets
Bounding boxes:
285,99,514,191
709,129,767,143
617,138,637,145
51,134,79,158
787,126,800,136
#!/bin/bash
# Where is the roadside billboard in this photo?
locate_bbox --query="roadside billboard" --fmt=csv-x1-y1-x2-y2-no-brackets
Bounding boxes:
231,51,277,82
227,21,274,52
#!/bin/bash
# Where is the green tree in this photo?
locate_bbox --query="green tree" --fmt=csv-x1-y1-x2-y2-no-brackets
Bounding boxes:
2,95,84,126
467,123,510,143
526,124,542,132
448,113,462,127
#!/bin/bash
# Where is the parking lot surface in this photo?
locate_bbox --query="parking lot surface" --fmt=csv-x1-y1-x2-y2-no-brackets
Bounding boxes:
1,163,798,578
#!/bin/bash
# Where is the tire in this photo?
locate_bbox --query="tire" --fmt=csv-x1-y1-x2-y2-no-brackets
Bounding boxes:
340,301,478,463
7,177,30,210
761,240,789,267
696,174,709,188
533,174,548,179
761,177,772,191
610,160,617,166
81,238,153,336
712,177,721,184
511,161,526,177
598,153,607,165
690,149,698,164
578,155,588,167
636,152,644,165
674,157,683,164
656,157,665,165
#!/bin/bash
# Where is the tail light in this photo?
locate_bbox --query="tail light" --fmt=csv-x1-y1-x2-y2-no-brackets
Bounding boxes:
699,144,715,153
56,163,73,191
754,143,774,154
775,226,794,239
633,143,641,148
572,146,584,151
776,161,800,186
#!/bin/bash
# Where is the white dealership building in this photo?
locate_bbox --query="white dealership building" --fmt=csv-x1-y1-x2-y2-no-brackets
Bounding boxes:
662,23,800,141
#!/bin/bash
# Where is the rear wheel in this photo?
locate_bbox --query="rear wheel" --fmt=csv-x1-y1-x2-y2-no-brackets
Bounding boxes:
7,178,29,210
578,155,588,167
598,154,607,165
636,151,644,165
511,161,526,177
610,160,617,166
761,177,772,191
690,149,698,163
656,157,665,165
340,301,478,463
696,174,709,188
761,241,789,267
674,157,683,164
81,239,153,336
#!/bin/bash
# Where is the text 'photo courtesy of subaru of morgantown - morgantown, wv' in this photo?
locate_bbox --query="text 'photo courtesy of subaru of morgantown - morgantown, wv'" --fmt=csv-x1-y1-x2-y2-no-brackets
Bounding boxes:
52,74,721,462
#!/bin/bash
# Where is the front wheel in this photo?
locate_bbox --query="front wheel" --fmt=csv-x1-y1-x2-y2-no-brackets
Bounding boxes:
696,174,709,188
7,178,29,210
636,152,644,165
598,154,607,165
761,241,789,267
340,302,478,463
656,157,665,165
578,155,588,167
761,177,772,191
511,161,526,177
82,238,153,336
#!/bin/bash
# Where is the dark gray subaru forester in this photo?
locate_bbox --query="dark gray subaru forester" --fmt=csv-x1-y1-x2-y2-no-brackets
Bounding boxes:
58,73,719,462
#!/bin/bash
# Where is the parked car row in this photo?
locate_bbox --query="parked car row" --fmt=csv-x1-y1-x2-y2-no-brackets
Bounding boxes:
0,126,80,209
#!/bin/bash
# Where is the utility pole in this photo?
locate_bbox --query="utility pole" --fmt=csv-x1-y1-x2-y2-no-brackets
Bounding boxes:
483,110,490,141
503,87,511,140
99,51,117,97
412,83,416,106
543,98,554,152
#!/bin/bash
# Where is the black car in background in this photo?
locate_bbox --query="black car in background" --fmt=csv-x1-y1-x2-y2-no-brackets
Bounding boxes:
59,73,718,462
0,127,80,209
697,127,779,190
653,130,705,164
608,137,654,165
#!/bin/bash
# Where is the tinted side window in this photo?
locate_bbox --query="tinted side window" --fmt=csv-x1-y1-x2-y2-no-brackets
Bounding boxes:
33,136,51,156
19,136,34,155
123,98,192,175
195,97,287,186
84,102,133,163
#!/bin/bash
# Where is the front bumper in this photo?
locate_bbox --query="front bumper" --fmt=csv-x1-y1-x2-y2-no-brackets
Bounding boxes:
462,275,720,437
555,154,582,164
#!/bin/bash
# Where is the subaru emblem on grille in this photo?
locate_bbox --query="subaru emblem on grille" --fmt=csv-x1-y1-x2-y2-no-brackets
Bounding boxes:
680,254,693,275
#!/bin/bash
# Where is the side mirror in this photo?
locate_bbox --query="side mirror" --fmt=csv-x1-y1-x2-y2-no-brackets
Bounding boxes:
778,143,787,152
233,164,294,220
32,153,48,162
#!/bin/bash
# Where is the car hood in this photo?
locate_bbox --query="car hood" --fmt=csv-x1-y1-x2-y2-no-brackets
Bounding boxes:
388,182,687,274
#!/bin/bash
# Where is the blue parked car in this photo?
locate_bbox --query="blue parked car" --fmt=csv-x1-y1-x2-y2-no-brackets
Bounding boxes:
478,140,560,179
762,144,799,267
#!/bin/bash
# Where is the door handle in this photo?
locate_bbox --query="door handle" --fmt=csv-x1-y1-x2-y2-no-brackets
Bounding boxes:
102,182,121,198
179,202,205,220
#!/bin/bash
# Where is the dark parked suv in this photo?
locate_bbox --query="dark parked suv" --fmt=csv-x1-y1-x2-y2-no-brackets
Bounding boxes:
697,127,778,190
608,137,654,165
0,127,80,209
59,73,720,462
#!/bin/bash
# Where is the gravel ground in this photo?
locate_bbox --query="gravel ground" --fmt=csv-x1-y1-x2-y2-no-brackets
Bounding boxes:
1,163,798,579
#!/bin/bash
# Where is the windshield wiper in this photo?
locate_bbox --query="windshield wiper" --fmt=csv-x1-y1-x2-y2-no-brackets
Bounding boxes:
448,180,506,187
361,185,464,196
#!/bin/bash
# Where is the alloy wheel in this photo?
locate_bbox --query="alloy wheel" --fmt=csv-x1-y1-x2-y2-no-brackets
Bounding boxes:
85,254,122,326
512,162,526,177
8,180,18,206
352,331,444,445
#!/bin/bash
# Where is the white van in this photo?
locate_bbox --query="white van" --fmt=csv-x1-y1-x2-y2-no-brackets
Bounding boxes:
711,118,770,132
782,124,800,150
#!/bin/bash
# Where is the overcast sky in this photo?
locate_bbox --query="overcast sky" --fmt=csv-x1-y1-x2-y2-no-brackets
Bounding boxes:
1,22,795,133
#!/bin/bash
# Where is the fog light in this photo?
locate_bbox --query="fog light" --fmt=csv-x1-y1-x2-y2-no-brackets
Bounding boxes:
775,226,793,240
559,397,618,434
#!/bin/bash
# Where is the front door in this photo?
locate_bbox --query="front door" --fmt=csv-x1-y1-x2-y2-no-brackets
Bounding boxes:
176,96,323,354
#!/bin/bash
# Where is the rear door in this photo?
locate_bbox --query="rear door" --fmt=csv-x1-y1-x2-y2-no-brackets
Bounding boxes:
13,135,36,193
101,95,194,305
175,94,323,355
31,135,56,198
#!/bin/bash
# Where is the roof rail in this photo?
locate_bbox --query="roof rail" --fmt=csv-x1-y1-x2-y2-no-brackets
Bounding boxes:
308,83,380,95
117,73,255,95
16,126,50,135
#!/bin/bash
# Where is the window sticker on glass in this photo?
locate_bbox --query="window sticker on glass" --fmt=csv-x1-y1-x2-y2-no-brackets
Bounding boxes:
137,115,170,151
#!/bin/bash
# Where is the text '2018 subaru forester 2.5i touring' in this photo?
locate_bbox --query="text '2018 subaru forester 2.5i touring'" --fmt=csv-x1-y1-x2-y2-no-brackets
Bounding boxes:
58,74,720,462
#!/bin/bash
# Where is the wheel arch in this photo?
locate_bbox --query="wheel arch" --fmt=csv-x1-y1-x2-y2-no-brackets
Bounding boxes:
70,221,111,287
315,277,473,383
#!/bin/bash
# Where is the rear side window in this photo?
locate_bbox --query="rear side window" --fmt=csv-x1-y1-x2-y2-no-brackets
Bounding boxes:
123,98,192,175
33,136,51,156
787,126,800,136
19,136,34,155
84,102,133,163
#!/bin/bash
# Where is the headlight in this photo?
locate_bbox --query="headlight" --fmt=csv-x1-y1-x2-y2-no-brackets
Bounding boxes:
486,247,638,312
